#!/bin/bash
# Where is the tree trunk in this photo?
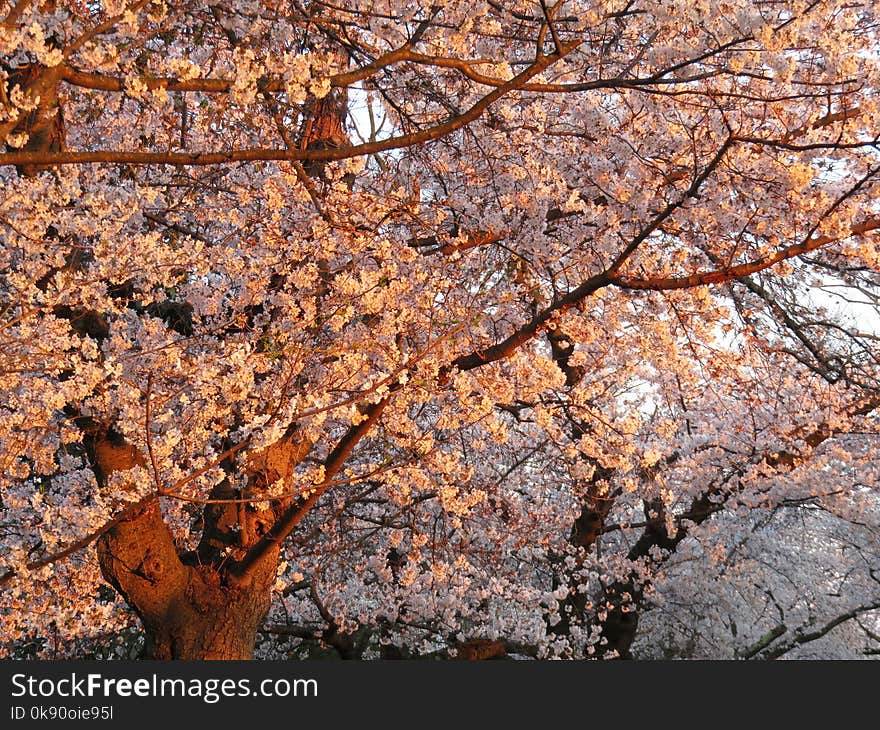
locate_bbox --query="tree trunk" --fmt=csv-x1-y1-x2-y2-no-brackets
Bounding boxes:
138,567,275,661
95,495,281,660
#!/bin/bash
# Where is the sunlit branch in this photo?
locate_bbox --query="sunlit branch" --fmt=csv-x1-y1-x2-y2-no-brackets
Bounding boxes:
1,43,581,169
0,495,155,588
613,218,880,291
230,394,393,582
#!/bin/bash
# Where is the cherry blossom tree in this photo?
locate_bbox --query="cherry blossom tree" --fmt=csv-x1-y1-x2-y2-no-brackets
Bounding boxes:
1,0,879,659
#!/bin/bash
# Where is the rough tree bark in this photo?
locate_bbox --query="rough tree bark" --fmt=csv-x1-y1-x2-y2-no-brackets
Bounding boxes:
84,420,310,659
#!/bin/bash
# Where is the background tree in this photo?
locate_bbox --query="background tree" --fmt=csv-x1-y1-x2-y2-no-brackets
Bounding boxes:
1,0,879,659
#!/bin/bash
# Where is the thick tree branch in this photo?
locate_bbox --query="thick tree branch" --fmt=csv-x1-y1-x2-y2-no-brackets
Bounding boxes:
0,495,153,587
448,136,734,377
230,394,393,582
1,42,581,169
613,217,880,291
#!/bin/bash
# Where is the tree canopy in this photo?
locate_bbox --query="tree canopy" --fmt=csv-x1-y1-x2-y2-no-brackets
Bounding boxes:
1,0,879,659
